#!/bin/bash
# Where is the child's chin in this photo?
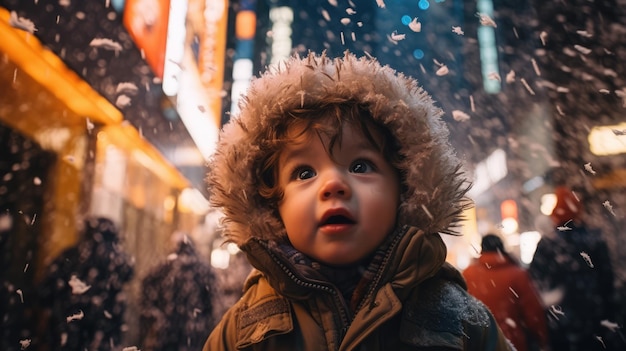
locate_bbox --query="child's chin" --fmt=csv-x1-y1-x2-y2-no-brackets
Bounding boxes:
317,254,361,267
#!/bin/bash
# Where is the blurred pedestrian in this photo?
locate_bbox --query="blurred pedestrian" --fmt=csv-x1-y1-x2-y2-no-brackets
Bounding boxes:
529,185,618,350
139,233,217,351
463,234,549,351
38,216,134,351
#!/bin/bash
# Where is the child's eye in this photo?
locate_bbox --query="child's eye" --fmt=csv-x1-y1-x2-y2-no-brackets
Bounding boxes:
350,160,374,173
293,166,316,180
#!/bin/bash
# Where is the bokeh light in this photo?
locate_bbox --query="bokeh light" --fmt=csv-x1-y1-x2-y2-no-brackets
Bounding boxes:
413,48,425,59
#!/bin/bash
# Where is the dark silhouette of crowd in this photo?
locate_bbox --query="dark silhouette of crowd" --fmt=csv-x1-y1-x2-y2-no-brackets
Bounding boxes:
38,216,134,351
463,234,549,351
529,185,620,350
139,234,217,351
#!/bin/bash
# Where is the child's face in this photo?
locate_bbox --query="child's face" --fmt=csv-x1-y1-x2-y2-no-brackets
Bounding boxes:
276,122,400,266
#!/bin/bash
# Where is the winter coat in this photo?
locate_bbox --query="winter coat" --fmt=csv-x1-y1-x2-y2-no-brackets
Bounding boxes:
462,252,548,351
204,226,512,351
139,241,217,351
204,52,513,350
529,222,616,350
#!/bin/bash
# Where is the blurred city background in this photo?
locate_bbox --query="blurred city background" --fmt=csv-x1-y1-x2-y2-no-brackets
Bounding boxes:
1,0,625,349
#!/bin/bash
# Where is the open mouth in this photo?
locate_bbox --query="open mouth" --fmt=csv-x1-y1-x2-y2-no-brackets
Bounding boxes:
322,215,356,225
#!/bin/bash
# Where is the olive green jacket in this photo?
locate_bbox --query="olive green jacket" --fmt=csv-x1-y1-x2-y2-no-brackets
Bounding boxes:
203,226,513,351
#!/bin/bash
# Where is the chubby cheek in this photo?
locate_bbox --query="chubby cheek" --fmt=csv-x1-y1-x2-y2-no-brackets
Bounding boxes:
277,196,300,238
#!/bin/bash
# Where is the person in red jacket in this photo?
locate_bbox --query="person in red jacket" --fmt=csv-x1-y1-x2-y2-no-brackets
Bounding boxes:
463,234,549,351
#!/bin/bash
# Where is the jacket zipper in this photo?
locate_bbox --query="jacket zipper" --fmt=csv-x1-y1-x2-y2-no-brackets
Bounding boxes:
256,239,352,340
352,225,408,318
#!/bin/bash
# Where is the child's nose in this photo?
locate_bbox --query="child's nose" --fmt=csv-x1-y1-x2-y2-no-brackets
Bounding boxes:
319,171,352,200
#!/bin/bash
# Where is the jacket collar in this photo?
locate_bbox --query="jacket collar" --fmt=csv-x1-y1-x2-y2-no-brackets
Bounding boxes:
236,237,478,351
240,225,447,315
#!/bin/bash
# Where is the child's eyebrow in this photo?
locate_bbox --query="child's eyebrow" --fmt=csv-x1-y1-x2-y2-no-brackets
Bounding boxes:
355,140,379,151
279,143,310,165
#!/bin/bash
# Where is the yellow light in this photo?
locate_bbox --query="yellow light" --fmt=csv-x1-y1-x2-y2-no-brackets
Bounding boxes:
163,195,176,211
100,124,190,190
0,8,122,126
588,123,626,156
178,188,209,215
501,218,518,235
540,193,557,216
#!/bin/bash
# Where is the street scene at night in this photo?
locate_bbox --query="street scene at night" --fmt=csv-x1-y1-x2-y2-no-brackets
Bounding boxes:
1,0,625,350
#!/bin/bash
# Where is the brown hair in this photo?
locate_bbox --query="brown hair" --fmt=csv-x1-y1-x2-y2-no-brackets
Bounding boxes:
255,101,403,207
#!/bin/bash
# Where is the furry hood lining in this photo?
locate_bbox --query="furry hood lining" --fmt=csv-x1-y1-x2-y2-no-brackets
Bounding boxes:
207,51,471,246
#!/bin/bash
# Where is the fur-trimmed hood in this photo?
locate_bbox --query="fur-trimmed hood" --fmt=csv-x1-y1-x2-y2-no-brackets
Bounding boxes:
207,51,471,246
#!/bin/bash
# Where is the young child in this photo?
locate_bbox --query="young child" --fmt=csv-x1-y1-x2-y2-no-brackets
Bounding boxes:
203,51,513,350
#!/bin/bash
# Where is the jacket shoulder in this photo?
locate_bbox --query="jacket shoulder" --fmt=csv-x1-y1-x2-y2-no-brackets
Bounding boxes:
401,275,513,350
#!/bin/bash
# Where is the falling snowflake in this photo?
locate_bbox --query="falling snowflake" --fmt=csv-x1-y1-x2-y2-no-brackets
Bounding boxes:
435,65,449,76
549,305,565,318
595,336,606,348
599,89,610,94
556,105,565,115
116,95,132,109
487,72,501,82
451,26,464,35
576,30,592,38
69,275,91,294
520,78,536,95
580,251,594,268
67,310,85,323
346,8,356,15
9,11,37,33
297,90,306,107
421,204,433,220
504,318,517,328
505,70,516,83
376,0,386,8
89,38,123,54
16,289,24,303
409,18,422,32
583,162,596,175
574,45,591,55
390,30,405,41
452,110,470,122
86,118,95,134
615,88,626,107
600,319,620,332
340,18,351,25
477,12,497,28
602,200,616,217
19,339,31,350
116,82,139,95
539,31,548,46
556,86,570,93
321,9,331,22
531,58,541,76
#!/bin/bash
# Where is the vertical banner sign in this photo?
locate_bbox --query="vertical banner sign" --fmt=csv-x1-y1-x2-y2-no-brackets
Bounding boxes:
199,0,228,127
123,0,171,78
